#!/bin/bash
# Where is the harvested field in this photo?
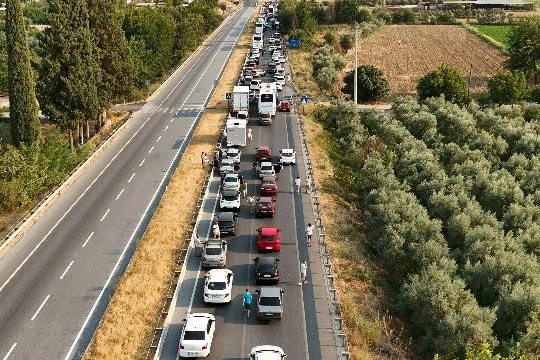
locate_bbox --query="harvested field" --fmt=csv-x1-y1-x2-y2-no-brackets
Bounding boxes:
351,25,505,96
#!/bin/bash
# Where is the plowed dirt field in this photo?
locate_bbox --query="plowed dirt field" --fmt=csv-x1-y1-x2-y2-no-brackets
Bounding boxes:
351,25,506,95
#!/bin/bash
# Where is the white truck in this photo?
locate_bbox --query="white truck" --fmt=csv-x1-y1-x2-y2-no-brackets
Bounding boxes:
258,82,277,118
231,85,250,118
226,118,248,147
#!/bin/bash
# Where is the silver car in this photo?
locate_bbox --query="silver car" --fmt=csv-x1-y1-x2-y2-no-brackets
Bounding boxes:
256,286,284,320
202,239,227,268
258,161,275,178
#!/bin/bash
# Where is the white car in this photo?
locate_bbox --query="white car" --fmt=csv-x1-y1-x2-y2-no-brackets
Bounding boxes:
249,345,287,360
279,149,296,165
250,79,262,92
274,82,282,91
225,148,241,164
274,74,285,86
178,313,216,358
222,173,240,191
259,161,275,178
220,188,241,210
204,269,234,303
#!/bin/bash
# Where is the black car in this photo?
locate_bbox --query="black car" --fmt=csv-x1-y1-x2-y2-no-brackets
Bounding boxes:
253,256,280,284
217,211,238,236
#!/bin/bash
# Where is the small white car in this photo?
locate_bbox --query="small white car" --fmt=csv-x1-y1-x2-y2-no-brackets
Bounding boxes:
279,149,296,165
250,79,262,92
274,74,285,86
249,345,287,360
222,173,240,191
225,148,241,164
274,82,282,91
259,161,275,178
178,313,216,358
204,269,234,303
220,188,241,211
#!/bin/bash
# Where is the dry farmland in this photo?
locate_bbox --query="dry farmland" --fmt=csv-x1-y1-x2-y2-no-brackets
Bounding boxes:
350,25,506,96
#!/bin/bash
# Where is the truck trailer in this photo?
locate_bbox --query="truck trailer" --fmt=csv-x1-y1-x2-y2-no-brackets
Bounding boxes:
226,118,248,147
231,85,250,118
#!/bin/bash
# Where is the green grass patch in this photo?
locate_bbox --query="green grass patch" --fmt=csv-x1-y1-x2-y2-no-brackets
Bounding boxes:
472,24,512,46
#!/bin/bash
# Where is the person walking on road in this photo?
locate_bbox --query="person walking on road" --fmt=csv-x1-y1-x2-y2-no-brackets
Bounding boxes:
243,288,253,318
194,235,203,257
212,221,220,239
294,176,301,193
305,223,313,246
248,194,255,213
240,180,248,198
247,128,253,141
298,260,308,285
252,161,258,176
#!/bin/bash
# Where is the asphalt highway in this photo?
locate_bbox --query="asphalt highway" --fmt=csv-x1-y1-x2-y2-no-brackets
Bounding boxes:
157,7,338,360
0,6,254,360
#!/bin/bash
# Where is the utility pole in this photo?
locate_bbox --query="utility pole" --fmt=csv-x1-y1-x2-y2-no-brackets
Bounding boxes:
354,25,358,105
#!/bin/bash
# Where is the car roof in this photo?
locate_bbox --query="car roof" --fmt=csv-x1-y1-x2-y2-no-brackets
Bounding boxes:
205,239,224,247
222,188,239,196
258,196,273,203
226,148,240,153
260,227,279,235
262,176,276,182
224,173,238,179
185,313,214,330
207,269,232,282
280,148,294,153
258,286,283,297
260,161,272,166
257,145,271,151
218,211,235,220
257,256,277,264
221,158,234,164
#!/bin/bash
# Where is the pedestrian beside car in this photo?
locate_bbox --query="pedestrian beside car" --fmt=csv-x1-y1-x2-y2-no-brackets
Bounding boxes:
294,176,301,193
234,163,240,173
212,222,220,239
201,152,206,167
240,180,248,198
243,288,253,318
287,73,291,83
252,161,258,176
305,223,313,246
248,195,255,213
274,163,282,180
247,128,253,141
203,153,209,167
194,235,203,257
305,175,312,193
298,260,308,285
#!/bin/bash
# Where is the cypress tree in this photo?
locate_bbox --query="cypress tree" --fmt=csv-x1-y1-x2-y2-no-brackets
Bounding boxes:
87,0,134,125
6,0,41,146
36,0,99,147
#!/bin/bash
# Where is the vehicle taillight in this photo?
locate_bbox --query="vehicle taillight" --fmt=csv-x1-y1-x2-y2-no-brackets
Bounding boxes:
224,293,230,297
179,344,184,350
202,257,206,261
202,343,208,350
274,271,278,276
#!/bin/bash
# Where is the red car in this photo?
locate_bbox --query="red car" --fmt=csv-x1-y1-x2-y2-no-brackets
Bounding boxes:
255,196,277,217
260,176,279,196
256,146,272,162
278,101,291,112
257,227,281,252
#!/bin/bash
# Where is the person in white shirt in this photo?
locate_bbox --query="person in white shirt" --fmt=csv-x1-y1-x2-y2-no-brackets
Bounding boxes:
247,128,253,141
294,176,301,193
305,223,313,246
298,260,308,285
212,222,220,239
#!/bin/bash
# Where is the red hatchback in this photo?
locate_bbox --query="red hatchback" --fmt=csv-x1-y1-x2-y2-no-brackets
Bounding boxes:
278,101,291,112
260,176,279,196
256,146,272,162
257,227,281,252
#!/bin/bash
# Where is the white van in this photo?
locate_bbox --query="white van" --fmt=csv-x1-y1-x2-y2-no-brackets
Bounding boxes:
252,34,263,49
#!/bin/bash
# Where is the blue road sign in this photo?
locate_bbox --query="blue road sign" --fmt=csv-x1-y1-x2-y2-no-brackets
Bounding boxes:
289,37,300,49
300,95,308,104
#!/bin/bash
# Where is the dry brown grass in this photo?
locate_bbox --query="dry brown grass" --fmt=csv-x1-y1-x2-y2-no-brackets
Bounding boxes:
351,25,505,96
83,6,258,360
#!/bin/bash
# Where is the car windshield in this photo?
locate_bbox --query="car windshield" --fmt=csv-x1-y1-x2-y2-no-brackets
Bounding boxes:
205,247,222,255
282,151,292,156
261,165,272,171
261,235,276,241
223,195,238,201
258,202,271,208
208,282,227,290
260,296,281,306
183,330,205,340
263,181,275,186
224,177,236,183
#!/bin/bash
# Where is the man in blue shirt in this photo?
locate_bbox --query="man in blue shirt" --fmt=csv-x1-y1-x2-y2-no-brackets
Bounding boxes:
243,288,253,318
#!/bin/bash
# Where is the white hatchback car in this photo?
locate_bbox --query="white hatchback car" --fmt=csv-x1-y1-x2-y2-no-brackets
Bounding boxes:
279,149,296,165
222,173,240,191
249,345,287,360
259,161,275,178
178,313,216,358
225,148,241,164
204,269,234,303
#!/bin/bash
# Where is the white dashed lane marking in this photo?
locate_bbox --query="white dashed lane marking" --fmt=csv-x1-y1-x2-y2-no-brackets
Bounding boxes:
31,295,50,321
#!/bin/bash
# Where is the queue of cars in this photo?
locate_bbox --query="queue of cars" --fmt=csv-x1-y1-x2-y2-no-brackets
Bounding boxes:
179,1,290,358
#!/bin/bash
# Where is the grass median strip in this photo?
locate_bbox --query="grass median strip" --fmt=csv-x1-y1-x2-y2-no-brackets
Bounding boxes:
83,8,257,360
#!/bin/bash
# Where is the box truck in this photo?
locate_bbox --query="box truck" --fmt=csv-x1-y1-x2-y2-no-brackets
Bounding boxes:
226,118,248,147
231,86,250,118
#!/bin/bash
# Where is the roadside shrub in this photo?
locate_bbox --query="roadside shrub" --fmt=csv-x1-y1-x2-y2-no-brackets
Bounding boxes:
339,33,354,53
342,65,389,103
523,104,540,123
392,8,416,24
529,85,540,103
488,70,530,105
434,11,456,25
417,64,470,106
372,7,391,23
312,45,345,91
323,31,336,45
